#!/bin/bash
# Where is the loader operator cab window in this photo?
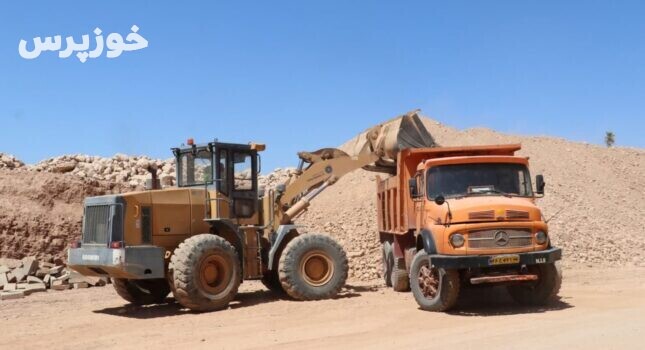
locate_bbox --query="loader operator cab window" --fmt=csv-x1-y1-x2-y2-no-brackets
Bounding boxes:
178,149,213,187
233,152,253,191
426,162,533,199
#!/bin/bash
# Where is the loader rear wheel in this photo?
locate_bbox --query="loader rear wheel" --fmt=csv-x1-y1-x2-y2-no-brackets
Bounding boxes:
278,234,348,300
507,262,562,306
381,241,393,287
409,250,460,312
112,278,170,305
170,234,241,312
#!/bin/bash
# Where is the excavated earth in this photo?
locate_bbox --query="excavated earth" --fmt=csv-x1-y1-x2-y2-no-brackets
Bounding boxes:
1,117,644,281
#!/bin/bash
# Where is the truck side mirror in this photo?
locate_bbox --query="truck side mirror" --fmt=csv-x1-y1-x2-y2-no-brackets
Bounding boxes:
408,178,418,197
434,195,445,205
536,175,545,195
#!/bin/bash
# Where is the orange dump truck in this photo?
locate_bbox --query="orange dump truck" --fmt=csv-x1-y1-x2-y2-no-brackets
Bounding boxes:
377,144,562,311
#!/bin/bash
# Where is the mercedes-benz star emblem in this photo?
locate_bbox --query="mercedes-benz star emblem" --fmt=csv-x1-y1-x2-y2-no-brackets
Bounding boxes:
494,230,510,246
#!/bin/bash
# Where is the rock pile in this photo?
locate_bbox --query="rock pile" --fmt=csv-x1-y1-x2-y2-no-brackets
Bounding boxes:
0,257,108,300
0,153,24,169
30,154,176,188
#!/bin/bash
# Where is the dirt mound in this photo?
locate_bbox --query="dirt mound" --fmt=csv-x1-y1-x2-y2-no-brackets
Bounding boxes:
31,154,176,188
297,116,645,280
0,168,127,263
0,153,24,169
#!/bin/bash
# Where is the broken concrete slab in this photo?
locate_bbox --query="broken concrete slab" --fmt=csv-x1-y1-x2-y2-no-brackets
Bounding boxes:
48,266,64,276
6,272,16,283
0,290,25,300
23,283,47,295
21,257,39,275
73,282,90,289
0,258,22,269
3,283,17,291
0,265,10,274
27,276,43,284
0,272,8,288
51,283,71,291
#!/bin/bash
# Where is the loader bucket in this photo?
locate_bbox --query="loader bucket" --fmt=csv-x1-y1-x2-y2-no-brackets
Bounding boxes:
341,110,437,172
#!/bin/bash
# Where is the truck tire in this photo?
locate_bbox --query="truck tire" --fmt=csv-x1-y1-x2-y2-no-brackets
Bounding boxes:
278,234,348,300
391,258,410,292
507,262,562,306
409,251,460,312
169,234,241,312
112,278,170,305
382,241,393,287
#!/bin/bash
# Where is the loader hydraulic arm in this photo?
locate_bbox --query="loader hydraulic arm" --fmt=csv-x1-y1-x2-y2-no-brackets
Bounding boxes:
273,149,378,226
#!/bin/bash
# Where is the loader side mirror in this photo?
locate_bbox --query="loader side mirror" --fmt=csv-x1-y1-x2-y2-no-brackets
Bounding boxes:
408,178,418,197
536,175,545,195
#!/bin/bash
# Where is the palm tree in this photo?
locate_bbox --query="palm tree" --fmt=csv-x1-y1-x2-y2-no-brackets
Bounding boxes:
605,131,615,147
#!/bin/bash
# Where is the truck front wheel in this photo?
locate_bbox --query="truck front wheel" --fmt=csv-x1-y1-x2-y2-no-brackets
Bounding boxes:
507,262,562,306
112,278,170,305
409,251,460,312
278,234,348,300
169,234,241,312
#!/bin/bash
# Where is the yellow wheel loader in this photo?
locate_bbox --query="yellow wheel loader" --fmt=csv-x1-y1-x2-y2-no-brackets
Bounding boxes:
68,111,433,311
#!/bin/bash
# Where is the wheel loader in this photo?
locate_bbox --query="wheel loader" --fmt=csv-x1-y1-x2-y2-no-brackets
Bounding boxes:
67,111,433,311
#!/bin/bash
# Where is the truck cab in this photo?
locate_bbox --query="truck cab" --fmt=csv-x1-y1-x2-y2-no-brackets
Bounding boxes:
377,144,561,311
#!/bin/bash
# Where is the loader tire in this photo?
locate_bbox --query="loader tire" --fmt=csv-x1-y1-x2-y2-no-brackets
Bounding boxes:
391,257,410,292
112,278,170,305
278,234,348,300
382,241,393,287
261,270,285,295
409,251,460,312
169,234,241,312
507,262,562,306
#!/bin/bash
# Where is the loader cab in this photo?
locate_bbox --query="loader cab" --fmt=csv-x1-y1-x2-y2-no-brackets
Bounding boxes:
172,140,264,219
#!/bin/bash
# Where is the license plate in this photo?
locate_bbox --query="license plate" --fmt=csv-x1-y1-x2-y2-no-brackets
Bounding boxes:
489,254,520,265
82,254,100,261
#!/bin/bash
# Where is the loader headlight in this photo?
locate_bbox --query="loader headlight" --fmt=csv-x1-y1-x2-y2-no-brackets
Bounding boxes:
450,233,465,248
535,231,548,245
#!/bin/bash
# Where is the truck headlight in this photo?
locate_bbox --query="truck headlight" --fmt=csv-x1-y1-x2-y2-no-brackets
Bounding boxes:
535,231,548,245
450,233,465,248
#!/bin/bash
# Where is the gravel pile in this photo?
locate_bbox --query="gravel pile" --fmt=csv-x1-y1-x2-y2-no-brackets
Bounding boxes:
0,153,24,169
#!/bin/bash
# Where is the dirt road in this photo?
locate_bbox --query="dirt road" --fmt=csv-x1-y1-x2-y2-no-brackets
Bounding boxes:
1,267,643,350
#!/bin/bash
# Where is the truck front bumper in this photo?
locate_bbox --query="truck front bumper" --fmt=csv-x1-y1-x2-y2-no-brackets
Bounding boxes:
68,245,165,279
429,247,562,269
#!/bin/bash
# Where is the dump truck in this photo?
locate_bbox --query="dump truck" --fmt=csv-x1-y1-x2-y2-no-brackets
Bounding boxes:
67,111,433,311
369,144,562,311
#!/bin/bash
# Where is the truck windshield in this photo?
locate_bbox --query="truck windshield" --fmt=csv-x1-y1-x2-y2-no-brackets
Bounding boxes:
178,149,213,187
426,163,533,199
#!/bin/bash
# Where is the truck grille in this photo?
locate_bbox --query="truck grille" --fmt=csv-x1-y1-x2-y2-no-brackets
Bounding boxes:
506,210,529,219
82,204,123,245
467,228,532,249
468,210,494,220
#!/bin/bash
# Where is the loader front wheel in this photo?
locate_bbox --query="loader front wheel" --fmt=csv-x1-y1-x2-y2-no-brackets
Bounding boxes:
113,278,170,305
170,234,241,312
278,234,348,300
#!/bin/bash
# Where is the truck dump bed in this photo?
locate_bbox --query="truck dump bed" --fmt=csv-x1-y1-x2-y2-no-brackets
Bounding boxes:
376,144,522,235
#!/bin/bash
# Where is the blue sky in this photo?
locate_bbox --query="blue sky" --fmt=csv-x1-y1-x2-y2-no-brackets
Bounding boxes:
1,1,643,171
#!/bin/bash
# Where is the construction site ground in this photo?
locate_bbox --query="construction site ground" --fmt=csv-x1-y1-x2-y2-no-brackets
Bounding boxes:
1,266,643,350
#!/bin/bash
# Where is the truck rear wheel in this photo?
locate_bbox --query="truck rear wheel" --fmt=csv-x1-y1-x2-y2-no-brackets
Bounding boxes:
410,251,460,312
381,241,393,287
391,257,410,292
278,234,348,300
507,262,562,306
169,234,241,312
112,278,170,305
